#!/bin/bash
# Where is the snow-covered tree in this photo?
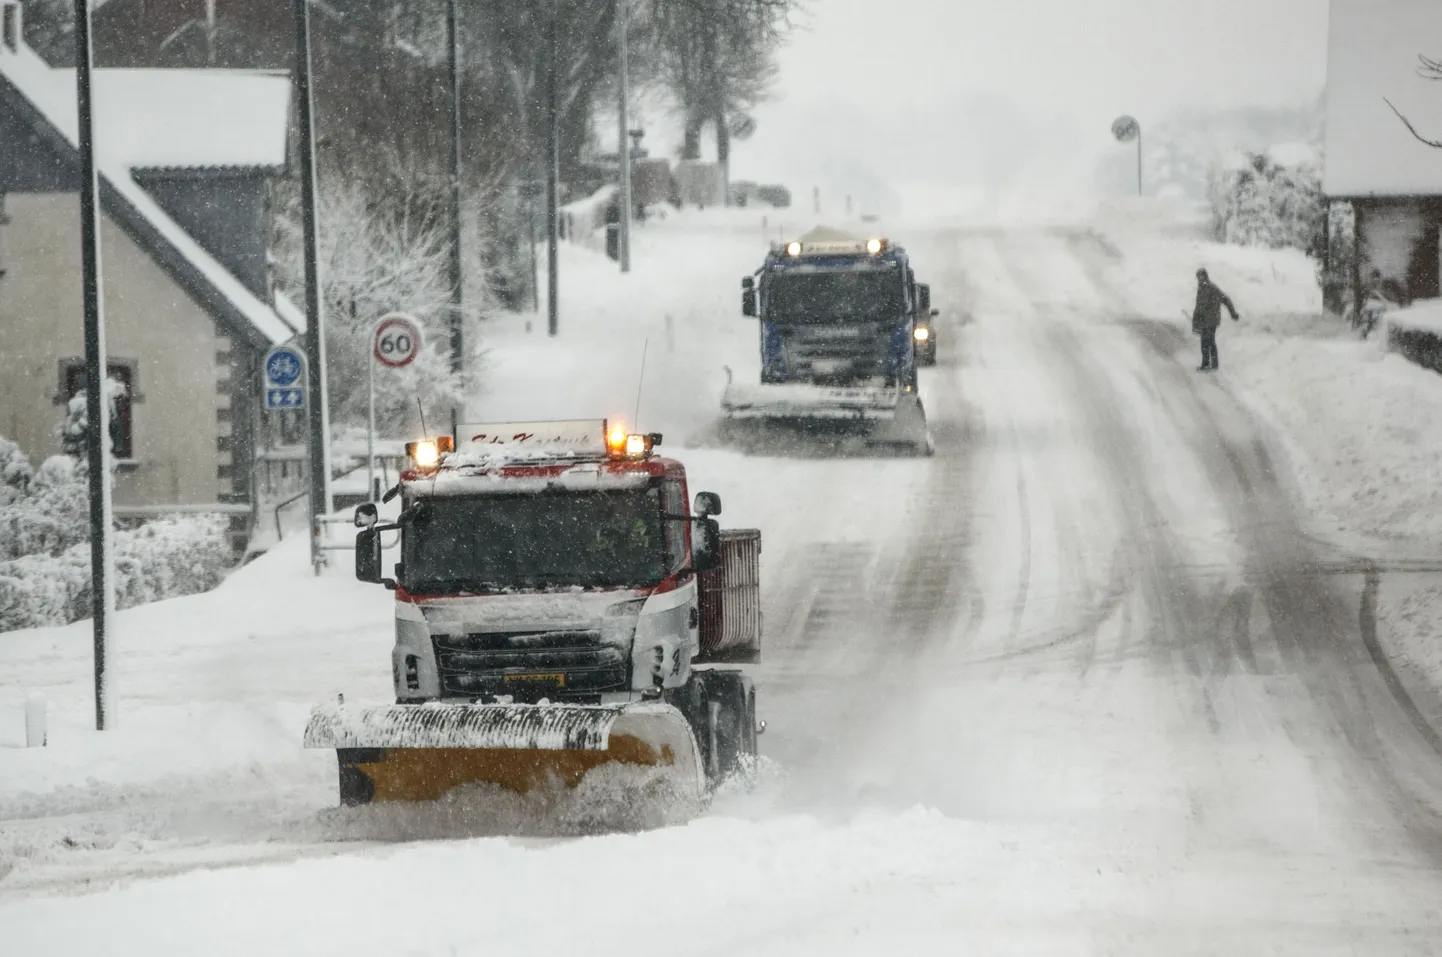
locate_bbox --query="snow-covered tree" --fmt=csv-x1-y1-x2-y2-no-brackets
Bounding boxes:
272,175,486,435
636,0,791,162
1208,152,1324,257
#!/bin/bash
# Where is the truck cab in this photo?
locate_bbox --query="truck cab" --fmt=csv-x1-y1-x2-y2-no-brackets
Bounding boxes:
741,228,927,389
354,421,760,712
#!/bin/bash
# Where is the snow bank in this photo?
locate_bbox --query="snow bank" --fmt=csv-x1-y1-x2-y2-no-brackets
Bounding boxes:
1389,298,1442,334
0,535,392,797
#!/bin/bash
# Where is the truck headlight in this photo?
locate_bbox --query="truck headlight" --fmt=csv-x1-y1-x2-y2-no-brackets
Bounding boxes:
913,326,930,342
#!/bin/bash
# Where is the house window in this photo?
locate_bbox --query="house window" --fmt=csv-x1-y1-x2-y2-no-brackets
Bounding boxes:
58,359,138,461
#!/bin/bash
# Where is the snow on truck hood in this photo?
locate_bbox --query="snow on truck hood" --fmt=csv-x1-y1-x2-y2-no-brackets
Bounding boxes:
412,590,650,644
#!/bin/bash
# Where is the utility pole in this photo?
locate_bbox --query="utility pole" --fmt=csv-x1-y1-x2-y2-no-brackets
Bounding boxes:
73,0,113,731
293,0,331,574
1136,126,1144,197
546,0,560,335
445,0,465,376
617,0,632,273
529,193,539,313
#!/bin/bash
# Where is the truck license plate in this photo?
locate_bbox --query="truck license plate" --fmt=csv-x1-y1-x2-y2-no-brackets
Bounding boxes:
504,673,566,687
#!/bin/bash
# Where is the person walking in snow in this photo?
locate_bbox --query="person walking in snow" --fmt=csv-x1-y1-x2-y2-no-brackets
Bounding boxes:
1192,268,1239,371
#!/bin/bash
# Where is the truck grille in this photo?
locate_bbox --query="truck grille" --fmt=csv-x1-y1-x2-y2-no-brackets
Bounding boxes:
779,323,891,379
432,631,629,699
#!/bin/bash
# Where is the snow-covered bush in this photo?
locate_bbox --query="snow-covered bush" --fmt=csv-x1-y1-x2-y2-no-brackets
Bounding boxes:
0,455,87,562
1207,152,1326,257
0,515,232,632
0,438,32,507
0,434,234,632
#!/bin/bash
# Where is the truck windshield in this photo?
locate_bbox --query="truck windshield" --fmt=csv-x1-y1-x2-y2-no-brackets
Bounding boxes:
765,269,905,323
402,487,668,593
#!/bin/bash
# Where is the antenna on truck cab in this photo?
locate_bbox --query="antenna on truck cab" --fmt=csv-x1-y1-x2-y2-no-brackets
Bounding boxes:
632,337,649,431
417,398,429,439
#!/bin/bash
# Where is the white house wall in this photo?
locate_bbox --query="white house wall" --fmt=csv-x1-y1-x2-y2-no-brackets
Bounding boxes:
1324,0,1442,197
0,192,228,507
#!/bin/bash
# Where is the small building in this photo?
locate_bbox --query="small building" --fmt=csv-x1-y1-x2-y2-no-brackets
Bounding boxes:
0,0,298,534
1323,0,1442,308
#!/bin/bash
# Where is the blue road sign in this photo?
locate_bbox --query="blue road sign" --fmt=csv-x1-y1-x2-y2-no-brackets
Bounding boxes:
263,345,307,411
266,388,305,409
266,348,304,386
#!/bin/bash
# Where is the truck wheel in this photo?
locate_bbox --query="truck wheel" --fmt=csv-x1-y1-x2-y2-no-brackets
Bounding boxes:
695,671,755,786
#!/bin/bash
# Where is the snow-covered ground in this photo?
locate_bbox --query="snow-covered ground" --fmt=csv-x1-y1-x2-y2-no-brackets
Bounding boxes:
10,201,1442,954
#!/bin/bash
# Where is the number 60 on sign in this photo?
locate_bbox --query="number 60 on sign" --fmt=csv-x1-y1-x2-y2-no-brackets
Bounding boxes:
373,314,423,369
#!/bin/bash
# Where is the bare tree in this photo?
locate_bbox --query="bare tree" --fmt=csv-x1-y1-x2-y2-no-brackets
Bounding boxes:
638,0,794,161
1386,52,1442,149
465,0,623,180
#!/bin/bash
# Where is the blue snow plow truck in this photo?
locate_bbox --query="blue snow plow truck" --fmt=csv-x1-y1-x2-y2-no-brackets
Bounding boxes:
722,226,934,456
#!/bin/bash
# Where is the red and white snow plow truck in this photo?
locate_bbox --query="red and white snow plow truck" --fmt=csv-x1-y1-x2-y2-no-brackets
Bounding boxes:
304,420,762,808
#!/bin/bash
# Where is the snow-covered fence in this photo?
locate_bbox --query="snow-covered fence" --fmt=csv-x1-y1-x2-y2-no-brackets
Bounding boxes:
559,185,619,254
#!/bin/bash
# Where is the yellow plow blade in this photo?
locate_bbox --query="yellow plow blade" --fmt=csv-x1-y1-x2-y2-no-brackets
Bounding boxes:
304,702,704,806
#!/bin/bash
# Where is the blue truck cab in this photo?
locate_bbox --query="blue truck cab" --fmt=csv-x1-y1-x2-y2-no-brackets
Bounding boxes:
741,229,929,389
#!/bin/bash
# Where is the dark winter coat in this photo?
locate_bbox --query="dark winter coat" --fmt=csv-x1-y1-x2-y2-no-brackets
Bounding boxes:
1192,279,1238,333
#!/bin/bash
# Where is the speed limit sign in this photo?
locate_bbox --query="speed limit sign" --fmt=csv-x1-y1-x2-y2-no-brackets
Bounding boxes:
373,313,422,368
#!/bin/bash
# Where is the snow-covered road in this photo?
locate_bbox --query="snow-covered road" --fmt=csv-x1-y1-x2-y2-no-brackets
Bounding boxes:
7,218,1442,953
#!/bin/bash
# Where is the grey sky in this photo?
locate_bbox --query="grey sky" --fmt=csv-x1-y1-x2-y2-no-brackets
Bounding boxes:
733,0,1330,216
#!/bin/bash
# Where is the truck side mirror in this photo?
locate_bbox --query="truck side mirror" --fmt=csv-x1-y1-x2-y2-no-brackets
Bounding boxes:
917,283,931,313
742,289,757,317
354,503,378,528
693,517,722,572
356,527,383,583
694,491,722,517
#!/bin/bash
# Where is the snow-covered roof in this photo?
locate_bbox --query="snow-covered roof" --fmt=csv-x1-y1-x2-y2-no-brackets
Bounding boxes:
274,290,307,334
7,65,289,170
0,34,295,347
1324,0,1442,198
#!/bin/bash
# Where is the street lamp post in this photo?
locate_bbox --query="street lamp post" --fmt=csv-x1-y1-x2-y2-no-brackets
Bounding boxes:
73,0,113,730
445,0,464,378
293,0,332,575
617,0,632,273
546,0,560,336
